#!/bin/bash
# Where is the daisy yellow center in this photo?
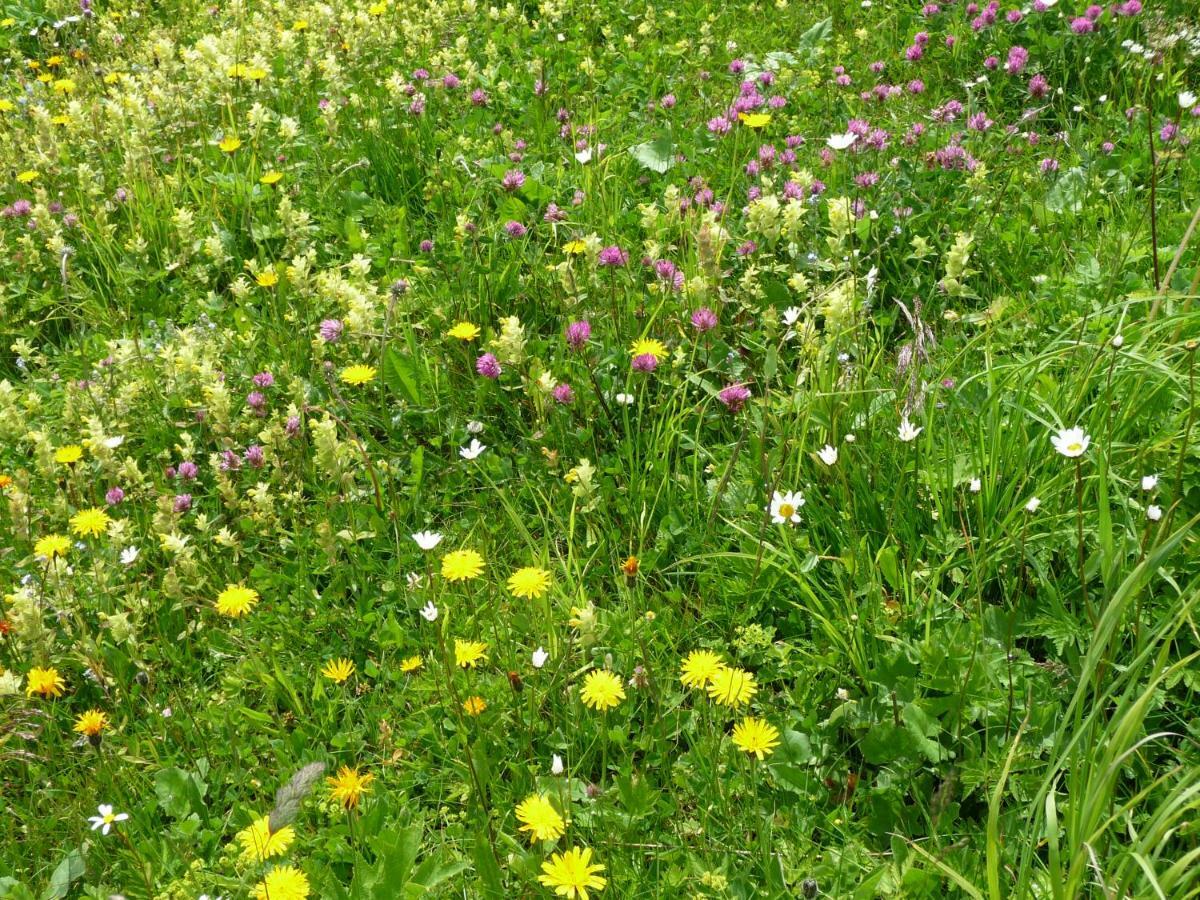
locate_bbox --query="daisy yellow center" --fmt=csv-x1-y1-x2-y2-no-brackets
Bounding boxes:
778,502,795,518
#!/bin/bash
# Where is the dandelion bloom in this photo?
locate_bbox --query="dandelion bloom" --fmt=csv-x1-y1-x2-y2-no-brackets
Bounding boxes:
455,639,488,669
34,534,71,559
463,695,487,715
1051,426,1090,458
252,865,310,900
260,170,283,185
73,709,109,737
255,270,278,287
507,566,552,599
327,766,374,809
516,793,566,842
237,815,296,862
680,650,724,688
706,666,757,708
538,846,607,899
339,364,377,386
580,669,625,711
215,584,259,618
55,445,84,465
70,507,110,538
321,658,355,683
442,548,485,581
400,654,423,673
26,667,66,698
218,135,242,153
732,717,781,760
629,338,667,361
446,321,481,340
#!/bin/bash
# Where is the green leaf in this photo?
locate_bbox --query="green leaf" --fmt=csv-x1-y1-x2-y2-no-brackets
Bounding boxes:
154,766,207,820
40,850,84,900
382,346,424,406
630,134,674,174
796,17,832,59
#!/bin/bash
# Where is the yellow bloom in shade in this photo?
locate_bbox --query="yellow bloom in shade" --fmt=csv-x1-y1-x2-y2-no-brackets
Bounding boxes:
400,654,423,673
516,793,566,842
236,815,296,862
255,270,279,288
680,650,724,689
463,695,487,715
292,19,309,31
215,584,259,618
260,170,283,185
507,566,551,599
455,639,488,669
731,717,781,760
17,170,39,184
563,239,588,255
538,846,607,899
339,364,376,386
368,2,387,14
321,658,355,683
738,112,771,128
446,321,481,341
706,666,757,708
73,709,109,737
629,338,667,361
70,507,110,538
52,78,75,94
218,135,242,153
54,445,83,464
327,765,374,809
34,534,71,559
579,670,625,711
26,667,66,698
252,865,310,900
441,548,485,582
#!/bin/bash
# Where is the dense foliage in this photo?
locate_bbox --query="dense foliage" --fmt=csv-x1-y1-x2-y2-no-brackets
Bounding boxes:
1,0,1198,897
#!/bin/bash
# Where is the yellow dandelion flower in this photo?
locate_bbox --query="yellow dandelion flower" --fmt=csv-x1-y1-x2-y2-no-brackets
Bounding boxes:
255,270,279,288
0,100,15,112
260,170,283,185
215,584,259,618
400,654,423,673
218,135,242,153
446,321,481,341
629,338,667,361
731,717,781,760
26,667,66,698
454,639,488,669
441,548,485,582
252,865,310,900
69,507,110,539
679,650,724,689
368,2,387,14
339,364,377,386
563,239,588,255
538,846,607,900
236,815,296,862
16,170,39,184
292,19,309,31
34,534,71,559
706,666,757,708
507,566,551,599
327,765,374,809
52,78,75,94
579,669,625,712
738,112,771,129
321,658,355,683
54,444,83,464
463,695,487,715
73,709,109,737
516,793,566,842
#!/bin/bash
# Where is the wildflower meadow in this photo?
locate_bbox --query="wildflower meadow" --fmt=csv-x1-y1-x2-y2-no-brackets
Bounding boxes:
2,0,1200,896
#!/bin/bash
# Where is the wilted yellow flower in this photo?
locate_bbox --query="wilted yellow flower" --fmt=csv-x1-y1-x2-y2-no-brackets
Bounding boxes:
463,695,487,715
73,709,109,737
327,765,374,809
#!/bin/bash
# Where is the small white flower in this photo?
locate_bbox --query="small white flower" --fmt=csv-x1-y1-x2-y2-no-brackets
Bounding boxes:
1147,505,1163,522
119,546,140,566
614,392,635,405
419,601,439,622
769,490,805,525
103,435,125,449
1051,426,1090,459
1180,90,1197,109
844,433,856,443
836,687,850,701
826,132,858,151
87,804,129,835
1025,496,1041,513
466,420,485,434
1111,334,1124,348
782,306,803,326
818,444,838,466
1141,474,1158,492
161,706,172,718
532,647,549,669
897,416,922,442
411,530,444,550
969,478,982,493
551,754,565,775
459,439,487,460
406,572,424,589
